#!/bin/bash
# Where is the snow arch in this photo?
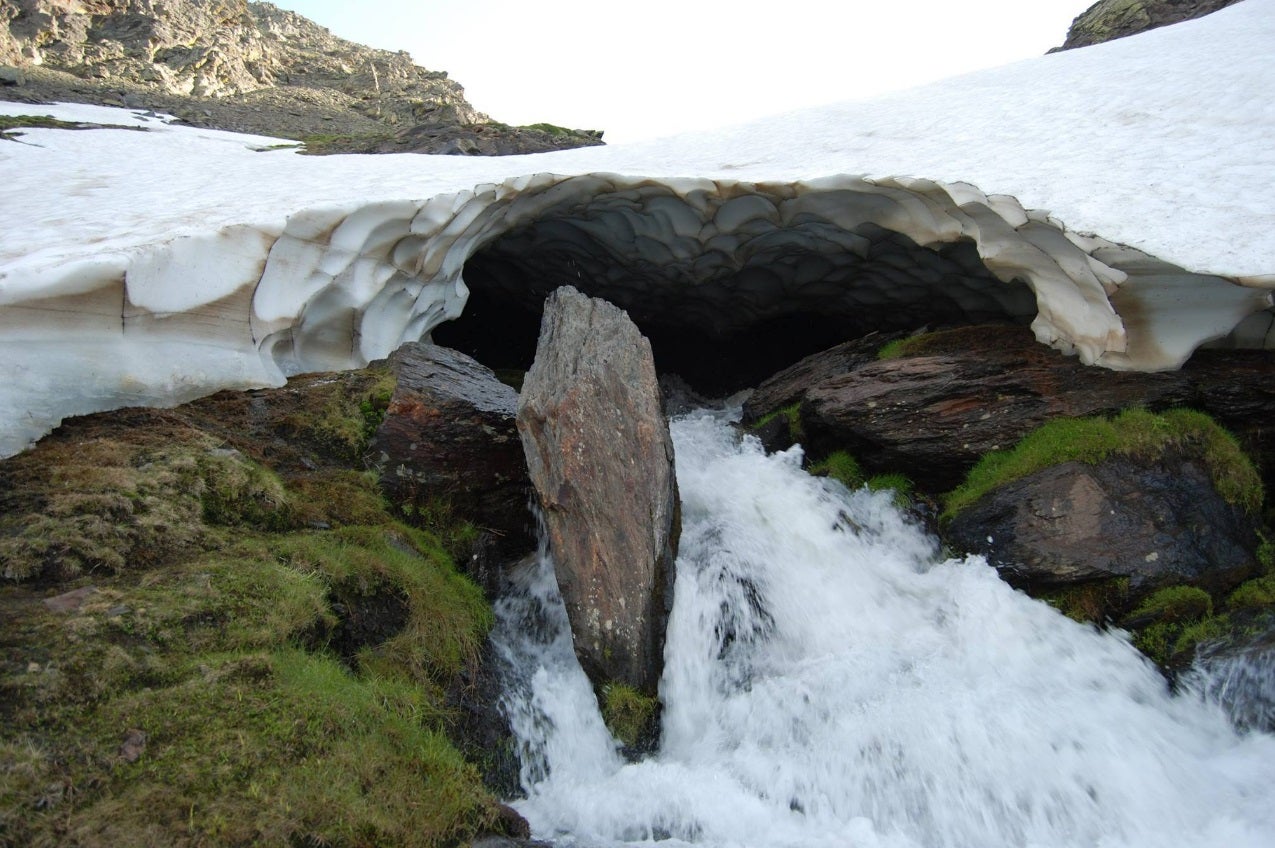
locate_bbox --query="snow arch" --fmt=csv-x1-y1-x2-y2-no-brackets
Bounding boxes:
0,171,1270,456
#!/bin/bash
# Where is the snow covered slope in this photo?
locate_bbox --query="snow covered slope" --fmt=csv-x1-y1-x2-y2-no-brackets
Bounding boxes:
0,0,1272,456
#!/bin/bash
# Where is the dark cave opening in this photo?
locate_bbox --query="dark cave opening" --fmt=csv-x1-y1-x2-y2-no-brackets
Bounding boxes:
432,207,1039,395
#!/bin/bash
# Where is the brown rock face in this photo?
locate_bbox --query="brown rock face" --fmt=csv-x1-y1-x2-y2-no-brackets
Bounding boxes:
516,286,678,694
0,1,604,153
793,326,1275,494
1057,0,1243,50
945,454,1258,596
369,343,533,566
801,326,1191,492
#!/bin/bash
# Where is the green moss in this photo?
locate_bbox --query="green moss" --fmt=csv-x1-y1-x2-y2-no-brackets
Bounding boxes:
1134,613,1231,668
1127,585,1227,667
0,436,215,581
600,683,658,749
750,402,804,442
68,649,496,847
875,329,964,360
1133,621,1174,667
1174,615,1230,657
1040,578,1130,624
198,450,293,530
1257,533,1275,572
276,524,492,684
280,365,396,462
0,384,501,846
287,468,391,528
1228,574,1275,610
809,450,866,488
1130,585,1213,623
943,408,1264,521
0,520,496,845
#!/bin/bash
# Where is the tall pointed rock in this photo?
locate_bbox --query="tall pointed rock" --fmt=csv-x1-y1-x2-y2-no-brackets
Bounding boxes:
516,286,678,695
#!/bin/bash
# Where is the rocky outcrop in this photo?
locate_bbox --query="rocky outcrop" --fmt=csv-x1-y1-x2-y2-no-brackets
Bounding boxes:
1,0,478,111
369,344,534,574
0,0,603,153
788,326,1275,494
516,286,678,695
799,326,1190,492
741,331,904,427
1057,0,1243,50
945,454,1259,595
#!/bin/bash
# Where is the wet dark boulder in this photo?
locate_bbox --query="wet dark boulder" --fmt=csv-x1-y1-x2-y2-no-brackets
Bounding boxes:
945,453,1259,597
516,286,678,695
369,343,534,568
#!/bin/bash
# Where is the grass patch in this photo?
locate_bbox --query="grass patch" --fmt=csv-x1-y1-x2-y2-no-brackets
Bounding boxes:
1040,578,1130,624
943,408,1263,521
866,473,914,508
600,683,658,750
749,401,804,442
808,453,913,508
809,450,865,488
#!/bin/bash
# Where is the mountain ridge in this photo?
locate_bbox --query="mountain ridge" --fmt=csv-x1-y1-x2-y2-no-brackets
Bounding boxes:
0,0,603,154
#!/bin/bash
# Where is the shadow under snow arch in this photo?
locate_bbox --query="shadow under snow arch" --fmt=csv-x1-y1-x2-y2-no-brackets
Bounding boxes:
2,171,1272,457
423,173,1271,391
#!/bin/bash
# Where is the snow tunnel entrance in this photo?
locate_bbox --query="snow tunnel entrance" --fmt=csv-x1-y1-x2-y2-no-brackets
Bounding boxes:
434,188,1040,394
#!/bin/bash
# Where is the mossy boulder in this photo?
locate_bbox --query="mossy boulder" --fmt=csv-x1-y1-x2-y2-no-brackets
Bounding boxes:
943,409,1263,617
0,365,513,847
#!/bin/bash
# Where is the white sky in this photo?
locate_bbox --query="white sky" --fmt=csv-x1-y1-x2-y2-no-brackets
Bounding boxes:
269,0,1095,142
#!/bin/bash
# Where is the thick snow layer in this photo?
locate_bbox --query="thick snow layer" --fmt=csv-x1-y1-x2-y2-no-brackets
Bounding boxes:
0,0,1273,455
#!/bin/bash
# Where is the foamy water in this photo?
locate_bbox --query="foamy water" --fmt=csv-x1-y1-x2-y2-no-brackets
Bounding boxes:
492,411,1275,848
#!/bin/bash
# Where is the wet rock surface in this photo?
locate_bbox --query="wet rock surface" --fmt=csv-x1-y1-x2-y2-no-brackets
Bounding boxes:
516,286,678,695
370,343,534,565
945,454,1259,595
741,331,906,427
799,326,1192,492
757,326,1275,496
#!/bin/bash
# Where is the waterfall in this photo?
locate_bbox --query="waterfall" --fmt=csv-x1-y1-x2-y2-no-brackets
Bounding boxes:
491,411,1275,848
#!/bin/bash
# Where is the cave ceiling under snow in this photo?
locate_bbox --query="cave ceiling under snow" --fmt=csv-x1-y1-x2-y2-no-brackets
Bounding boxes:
0,0,1273,457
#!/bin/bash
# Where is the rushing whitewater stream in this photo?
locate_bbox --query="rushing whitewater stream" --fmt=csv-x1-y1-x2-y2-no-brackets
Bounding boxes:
491,411,1275,848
